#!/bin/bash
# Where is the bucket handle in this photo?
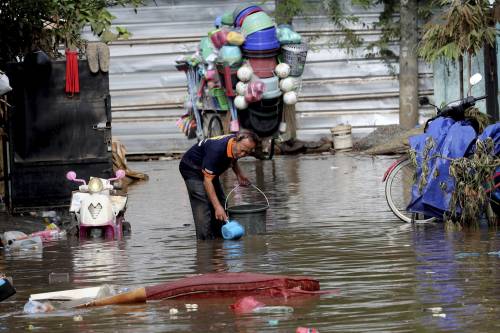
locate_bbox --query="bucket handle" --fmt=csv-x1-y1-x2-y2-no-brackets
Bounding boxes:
224,184,269,211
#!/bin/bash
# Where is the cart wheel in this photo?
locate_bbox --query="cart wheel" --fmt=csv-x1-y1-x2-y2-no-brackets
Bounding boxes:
203,113,224,138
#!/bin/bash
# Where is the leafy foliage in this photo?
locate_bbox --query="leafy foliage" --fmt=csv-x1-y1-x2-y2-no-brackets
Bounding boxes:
448,137,499,226
418,0,498,63
0,0,142,65
270,0,369,52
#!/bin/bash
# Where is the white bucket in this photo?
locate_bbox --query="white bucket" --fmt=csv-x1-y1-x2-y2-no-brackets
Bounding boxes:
331,124,352,152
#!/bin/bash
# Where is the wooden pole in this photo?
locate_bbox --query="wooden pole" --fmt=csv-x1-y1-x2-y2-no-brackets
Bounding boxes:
75,287,147,308
399,0,419,129
276,0,298,140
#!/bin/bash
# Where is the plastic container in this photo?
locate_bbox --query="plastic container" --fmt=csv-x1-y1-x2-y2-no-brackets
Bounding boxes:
221,11,234,26
252,306,294,314
243,47,281,59
0,278,16,302
241,12,274,37
222,220,245,240
219,45,242,66
1,230,27,246
230,119,240,132
248,57,277,78
235,6,263,27
245,103,282,137
209,29,229,49
8,236,42,251
30,229,65,242
243,27,280,52
216,64,239,97
260,76,281,99
331,124,353,151
225,184,270,234
282,43,308,77
200,37,215,61
233,5,260,25
210,88,229,110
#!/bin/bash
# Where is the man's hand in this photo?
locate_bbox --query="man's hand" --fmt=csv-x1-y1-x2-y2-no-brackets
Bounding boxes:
215,205,228,221
237,174,251,186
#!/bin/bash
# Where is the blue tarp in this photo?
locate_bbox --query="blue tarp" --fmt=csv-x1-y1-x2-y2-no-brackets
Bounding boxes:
408,119,500,218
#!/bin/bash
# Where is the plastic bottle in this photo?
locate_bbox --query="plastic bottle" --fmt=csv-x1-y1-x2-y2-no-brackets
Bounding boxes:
30,229,66,242
8,236,42,251
252,306,294,314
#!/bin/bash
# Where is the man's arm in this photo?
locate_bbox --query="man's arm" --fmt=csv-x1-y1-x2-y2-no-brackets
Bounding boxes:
203,175,228,221
232,160,250,186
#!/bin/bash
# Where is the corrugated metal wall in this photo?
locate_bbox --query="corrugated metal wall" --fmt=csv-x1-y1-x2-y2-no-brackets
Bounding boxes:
104,0,433,154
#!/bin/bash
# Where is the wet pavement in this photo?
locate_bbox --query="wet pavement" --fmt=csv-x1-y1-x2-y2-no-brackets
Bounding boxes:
1,154,500,332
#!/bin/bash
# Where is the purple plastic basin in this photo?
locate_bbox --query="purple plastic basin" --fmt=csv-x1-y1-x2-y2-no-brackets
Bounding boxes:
243,27,280,51
234,5,263,26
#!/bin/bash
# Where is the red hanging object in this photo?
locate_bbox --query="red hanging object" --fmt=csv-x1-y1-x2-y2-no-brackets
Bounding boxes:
65,49,79,95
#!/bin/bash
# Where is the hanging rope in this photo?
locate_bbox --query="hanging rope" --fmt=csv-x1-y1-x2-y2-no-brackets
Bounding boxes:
65,49,80,95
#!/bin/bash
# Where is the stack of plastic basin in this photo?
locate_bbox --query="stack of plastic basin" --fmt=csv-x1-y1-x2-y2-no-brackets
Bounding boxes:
233,5,263,27
242,27,280,53
241,12,274,36
248,57,277,78
260,76,281,99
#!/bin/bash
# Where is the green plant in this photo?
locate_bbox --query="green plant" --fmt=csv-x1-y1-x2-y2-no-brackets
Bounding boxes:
0,0,142,65
418,0,498,96
270,0,369,52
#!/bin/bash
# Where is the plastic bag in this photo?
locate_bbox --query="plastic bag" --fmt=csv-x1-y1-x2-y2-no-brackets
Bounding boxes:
231,296,265,314
1,231,28,247
245,81,265,103
8,236,43,251
23,300,55,314
0,71,12,96
277,26,302,45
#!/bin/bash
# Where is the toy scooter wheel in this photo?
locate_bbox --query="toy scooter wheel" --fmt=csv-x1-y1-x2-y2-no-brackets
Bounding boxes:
122,221,131,235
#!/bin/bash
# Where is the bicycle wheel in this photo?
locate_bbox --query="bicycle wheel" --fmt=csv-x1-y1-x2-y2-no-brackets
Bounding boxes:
385,158,436,223
203,113,224,138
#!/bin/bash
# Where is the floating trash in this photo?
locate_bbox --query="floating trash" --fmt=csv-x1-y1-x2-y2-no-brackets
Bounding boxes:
455,252,480,259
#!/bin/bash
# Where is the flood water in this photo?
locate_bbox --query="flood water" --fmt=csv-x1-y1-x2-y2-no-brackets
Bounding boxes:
1,154,500,332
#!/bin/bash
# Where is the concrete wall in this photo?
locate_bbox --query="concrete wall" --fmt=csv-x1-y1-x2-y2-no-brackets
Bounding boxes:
95,0,433,154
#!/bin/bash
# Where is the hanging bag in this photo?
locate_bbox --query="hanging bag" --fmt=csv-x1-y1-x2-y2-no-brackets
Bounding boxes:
0,71,12,96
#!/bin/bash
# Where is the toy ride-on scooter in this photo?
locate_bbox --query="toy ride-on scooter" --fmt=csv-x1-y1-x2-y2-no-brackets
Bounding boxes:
66,170,129,239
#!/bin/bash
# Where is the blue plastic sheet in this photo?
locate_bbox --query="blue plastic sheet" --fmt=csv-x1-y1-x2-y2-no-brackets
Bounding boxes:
408,118,477,218
407,119,500,218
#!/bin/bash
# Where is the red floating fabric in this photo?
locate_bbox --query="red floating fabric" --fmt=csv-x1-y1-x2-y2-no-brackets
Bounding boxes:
145,272,321,300
65,49,79,94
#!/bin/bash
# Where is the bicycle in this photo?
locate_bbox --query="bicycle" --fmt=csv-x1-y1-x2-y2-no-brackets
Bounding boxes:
383,74,498,223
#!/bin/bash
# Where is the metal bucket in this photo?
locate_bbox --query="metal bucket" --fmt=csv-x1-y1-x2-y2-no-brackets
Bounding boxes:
225,184,269,235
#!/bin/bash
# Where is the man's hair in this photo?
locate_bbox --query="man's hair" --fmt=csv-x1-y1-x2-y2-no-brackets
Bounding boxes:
236,130,260,145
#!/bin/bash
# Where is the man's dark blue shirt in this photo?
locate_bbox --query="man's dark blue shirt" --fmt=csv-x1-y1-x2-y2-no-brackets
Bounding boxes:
179,134,236,180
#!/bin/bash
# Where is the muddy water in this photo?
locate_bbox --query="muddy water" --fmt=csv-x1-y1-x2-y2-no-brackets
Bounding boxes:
1,155,500,332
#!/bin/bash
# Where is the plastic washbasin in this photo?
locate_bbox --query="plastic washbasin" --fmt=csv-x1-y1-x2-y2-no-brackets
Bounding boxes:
241,12,274,37
243,27,279,51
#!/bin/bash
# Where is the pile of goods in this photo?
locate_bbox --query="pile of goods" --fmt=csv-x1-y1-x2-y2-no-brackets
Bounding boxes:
175,4,308,139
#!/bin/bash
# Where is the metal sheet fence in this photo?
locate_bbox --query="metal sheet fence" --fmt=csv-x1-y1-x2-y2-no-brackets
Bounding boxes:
104,0,433,154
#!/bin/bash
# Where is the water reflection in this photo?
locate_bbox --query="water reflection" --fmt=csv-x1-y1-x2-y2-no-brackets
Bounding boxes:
1,155,500,332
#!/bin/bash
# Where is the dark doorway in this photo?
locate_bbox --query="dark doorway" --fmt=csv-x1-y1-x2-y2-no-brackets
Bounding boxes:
5,60,112,212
